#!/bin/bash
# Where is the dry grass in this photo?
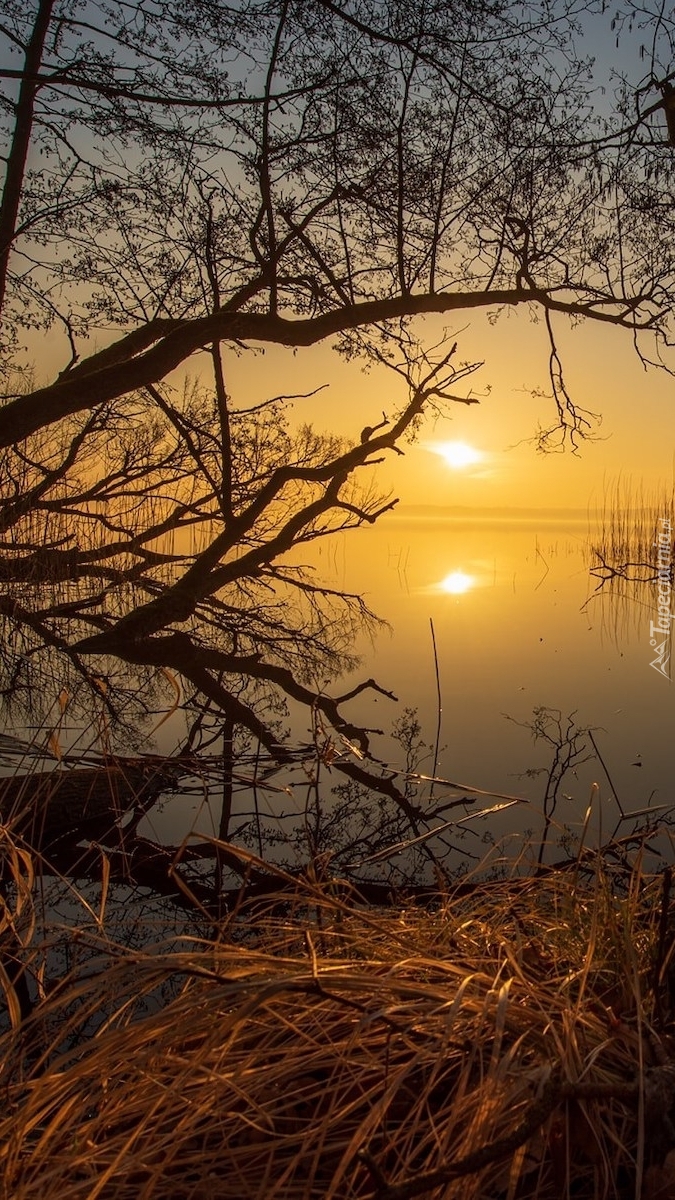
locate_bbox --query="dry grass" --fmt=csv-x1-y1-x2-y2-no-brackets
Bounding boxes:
2,835,675,1200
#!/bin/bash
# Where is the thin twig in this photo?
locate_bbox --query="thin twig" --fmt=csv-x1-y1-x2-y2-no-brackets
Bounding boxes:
429,617,442,799
588,729,626,818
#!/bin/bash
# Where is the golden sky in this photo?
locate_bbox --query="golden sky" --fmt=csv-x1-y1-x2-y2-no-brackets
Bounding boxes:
219,307,675,512
35,302,675,514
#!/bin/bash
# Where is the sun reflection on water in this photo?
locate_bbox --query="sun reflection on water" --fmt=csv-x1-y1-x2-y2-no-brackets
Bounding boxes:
438,569,475,595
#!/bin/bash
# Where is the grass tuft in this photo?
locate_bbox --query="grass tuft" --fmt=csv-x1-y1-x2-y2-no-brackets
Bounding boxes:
1,849,675,1199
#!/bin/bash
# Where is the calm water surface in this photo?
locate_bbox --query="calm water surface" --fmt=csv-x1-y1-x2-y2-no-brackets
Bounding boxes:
89,506,675,867
278,507,675,857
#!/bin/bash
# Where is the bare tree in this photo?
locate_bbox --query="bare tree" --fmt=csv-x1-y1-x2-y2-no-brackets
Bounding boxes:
2,2,675,422
1,0,675,755
0,343,477,752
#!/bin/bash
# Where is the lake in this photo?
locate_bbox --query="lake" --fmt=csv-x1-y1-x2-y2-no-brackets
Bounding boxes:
133,505,675,881
2,500,675,1010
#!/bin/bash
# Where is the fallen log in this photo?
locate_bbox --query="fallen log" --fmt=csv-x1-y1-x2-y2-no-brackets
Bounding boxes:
0,763,173,849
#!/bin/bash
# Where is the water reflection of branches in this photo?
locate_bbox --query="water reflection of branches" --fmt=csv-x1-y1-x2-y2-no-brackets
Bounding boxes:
0,349,479,759
505,707,595,867
582,482,675,645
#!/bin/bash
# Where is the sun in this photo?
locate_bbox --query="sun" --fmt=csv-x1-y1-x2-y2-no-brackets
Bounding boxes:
432,440,483,469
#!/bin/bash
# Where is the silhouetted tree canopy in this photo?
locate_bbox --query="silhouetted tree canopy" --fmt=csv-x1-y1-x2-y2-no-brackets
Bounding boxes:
1,0,675,754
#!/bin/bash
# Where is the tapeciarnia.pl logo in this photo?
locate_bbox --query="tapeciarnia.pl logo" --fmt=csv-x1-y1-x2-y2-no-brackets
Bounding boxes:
649,516,673,680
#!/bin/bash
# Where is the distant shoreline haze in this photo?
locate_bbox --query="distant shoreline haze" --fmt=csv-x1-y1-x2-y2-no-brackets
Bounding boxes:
386,504,604,525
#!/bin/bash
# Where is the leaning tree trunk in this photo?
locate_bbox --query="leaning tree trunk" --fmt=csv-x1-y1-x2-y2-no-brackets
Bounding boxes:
0,762,174,851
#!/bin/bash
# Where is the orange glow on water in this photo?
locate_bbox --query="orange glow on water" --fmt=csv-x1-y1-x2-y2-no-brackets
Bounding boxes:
439,569,475,594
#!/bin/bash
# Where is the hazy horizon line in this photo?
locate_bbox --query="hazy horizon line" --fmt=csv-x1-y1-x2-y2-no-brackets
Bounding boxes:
391,503,599,520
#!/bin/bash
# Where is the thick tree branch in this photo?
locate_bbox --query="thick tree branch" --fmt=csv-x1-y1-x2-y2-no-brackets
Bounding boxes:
0,0,55,313
0,287,653,449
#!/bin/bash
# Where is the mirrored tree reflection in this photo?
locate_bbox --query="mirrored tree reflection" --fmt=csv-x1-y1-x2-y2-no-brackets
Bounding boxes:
0,347,477,749
0,345,491,927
